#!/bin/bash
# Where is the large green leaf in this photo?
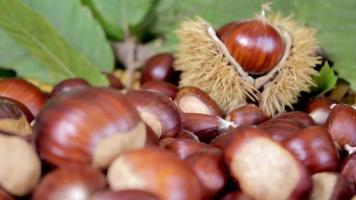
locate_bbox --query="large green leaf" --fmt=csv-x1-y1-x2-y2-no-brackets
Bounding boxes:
87,0,154,40
0,0,108,86
22,0,114,72
154,0,356,89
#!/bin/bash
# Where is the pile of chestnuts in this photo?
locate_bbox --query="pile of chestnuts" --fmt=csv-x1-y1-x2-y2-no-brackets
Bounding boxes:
0,51,354,200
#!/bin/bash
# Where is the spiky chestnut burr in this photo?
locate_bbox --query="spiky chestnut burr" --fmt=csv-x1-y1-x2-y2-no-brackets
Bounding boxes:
175,4,320,116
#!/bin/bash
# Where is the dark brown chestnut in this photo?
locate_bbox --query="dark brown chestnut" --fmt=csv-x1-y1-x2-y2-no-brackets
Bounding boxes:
224,127,312,200
90,189,160,200
226,104,269,127
32,165,107,200
220,192,252,200
327,104,356,148
341,153,356,188
141,53,175,84
0,132,41,196
0,78,48,116
141,80,178,99
104,72,125,89
283,126,340,173
107,147,202,200
219,20,285,75
0,189,13,200
306,97,334,113
275,111,315,127
35,88,146,168
50,78,91,97
174,87,224,117
258,118,305,142
176,129,200,141
126,90,182,138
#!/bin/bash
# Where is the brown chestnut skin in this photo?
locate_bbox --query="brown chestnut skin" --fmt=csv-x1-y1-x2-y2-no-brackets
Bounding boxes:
220,192,252,200
104,72,124,89
276,111,315,127
306,97,334,113
145,125,159,146
174,87,224,117
258,118,305,142
50,78,91,97
182,113,232,143
283,126,340,173
217,21,239,40
107,147,203,200
309,172,354,200
32,165,107,200
0,189,13,200
90,189,161,200
226,104,269,127
185,152,229,199
327,104,356,148
141,53,175,84
160,137,220,160
0,97,33,123
35,88,146,168
0,78,48,116
141,81,178,99
126,90,182,138
224,127,312,200
176,129,200,141
220,20,285,75
341,153,356,188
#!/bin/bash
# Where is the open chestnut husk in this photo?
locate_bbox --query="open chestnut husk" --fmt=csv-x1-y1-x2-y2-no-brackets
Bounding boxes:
35,87,146,168
32,165,107,200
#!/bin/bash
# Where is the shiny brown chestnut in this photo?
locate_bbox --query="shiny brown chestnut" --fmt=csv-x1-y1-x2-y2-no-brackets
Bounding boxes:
275,111,315,127
141,53,175,84
185,152,228,199
0,97,32,137
36,88,146,168
224,127,312,200
0,78,48,116
182,113,232,143
32,165,107,200
283,126,339,173
104,72,125,89
220,192,252,200
90,189,160,200
306,97,334,113
341,153,356,188
174,87,224,117
107,147,202,200
160,137,219,160
0,132,41,196
327,104,356,148
226,104,269,127
0,189,13,200
50,78,91,97
141,81,178,99
126,90,182,138
258,118,305,142
309,172,354,200
219,20,285,75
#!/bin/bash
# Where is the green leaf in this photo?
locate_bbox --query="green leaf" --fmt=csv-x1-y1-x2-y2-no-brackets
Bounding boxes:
311,62,338,96
22,0,114,72
0,0,108,86
88,0,154,40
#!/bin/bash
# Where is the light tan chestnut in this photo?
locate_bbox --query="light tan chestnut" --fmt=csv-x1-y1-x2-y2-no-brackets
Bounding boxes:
35,88,146,168
0,132,41,196
32,165,107,200
224,127,312,200
174,87,224,117
126,90,182,138
107,147,202,200
309,172,354,200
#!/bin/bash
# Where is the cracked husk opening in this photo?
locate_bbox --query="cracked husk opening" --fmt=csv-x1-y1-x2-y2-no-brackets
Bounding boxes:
175,14,320,116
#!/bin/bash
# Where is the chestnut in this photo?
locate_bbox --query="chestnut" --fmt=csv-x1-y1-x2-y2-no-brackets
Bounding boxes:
341,153,356,188
50,78,91,97
35,88,146,168
220,191,252,200
32,165,107,200
226,104,269,127
283,126,340,173
0,132,41,196
275,111,315,127
176,129,200,141
104,72,125,89
174,87,223,117
141,80,178,99
141,53,175,84
224,127,312,200
306,97,334,113
107,147,202,200
126,90,182,138
0,188,14,200
0,97,32,137
90,189,160,200
182,113,233,143
185,152,228,199
160,137,220,160
0,78,48,116
327,104,356,148
309,172,354,200
258,118,305,142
